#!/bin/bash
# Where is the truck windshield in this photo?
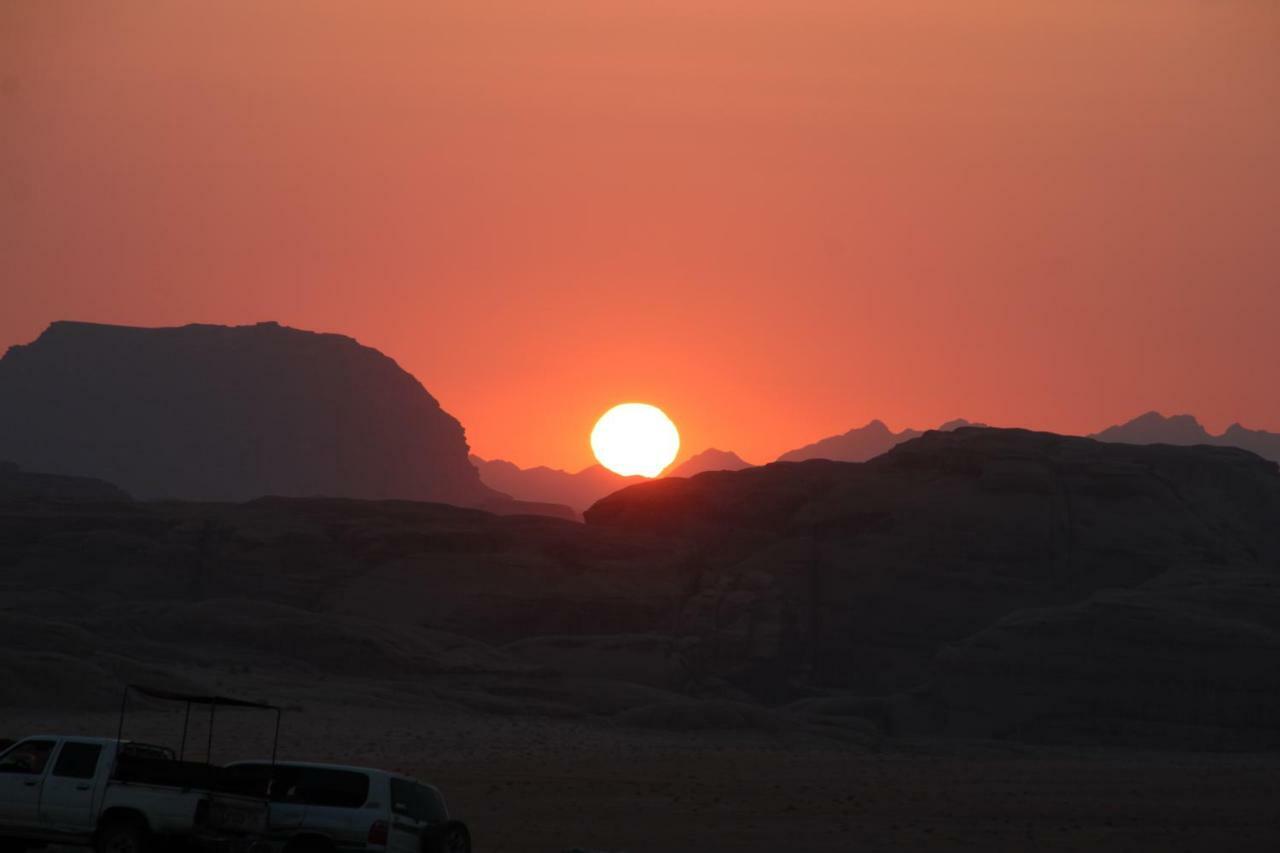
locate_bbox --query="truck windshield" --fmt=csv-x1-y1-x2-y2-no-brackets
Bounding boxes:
0,739,55,775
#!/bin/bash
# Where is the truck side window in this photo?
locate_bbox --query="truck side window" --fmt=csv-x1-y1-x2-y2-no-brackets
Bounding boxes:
52,743,103,779
0,739,56,775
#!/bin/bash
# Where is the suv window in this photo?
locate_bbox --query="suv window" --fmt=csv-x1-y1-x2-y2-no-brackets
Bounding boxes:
53,743,103,779
421,785,448,823
0,739,56,775
292,768,369,808
391,779,448,823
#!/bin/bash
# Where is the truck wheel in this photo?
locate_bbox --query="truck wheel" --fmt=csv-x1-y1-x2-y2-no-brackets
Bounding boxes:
1,841,43,853
96,819,148,853
284,838,334,853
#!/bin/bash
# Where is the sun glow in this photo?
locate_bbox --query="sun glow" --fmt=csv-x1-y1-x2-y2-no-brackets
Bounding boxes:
591,403,680,478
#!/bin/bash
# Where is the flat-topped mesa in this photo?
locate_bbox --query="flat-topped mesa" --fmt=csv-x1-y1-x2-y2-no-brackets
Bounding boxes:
0,321,498,505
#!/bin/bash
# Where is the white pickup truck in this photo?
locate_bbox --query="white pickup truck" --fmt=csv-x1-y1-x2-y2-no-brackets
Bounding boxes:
0,735,271,853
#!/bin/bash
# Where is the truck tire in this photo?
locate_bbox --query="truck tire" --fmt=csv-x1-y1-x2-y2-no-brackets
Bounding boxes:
1,840,44,853
95,818,149,853
421,821,470,853
283,837,334,853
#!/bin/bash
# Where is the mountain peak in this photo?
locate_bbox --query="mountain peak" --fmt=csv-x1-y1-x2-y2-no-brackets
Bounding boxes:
0,320,493,505
1091,411,1212,447
667,448,753,478
778,420,920,463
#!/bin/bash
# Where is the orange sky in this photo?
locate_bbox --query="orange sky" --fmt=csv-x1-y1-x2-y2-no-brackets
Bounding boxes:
3,1,1279,470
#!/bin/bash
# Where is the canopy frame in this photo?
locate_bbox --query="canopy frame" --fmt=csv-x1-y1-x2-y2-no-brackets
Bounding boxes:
114,683,282,777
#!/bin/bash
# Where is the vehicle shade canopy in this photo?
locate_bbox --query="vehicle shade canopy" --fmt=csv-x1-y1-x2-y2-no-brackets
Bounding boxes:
128,684,280,711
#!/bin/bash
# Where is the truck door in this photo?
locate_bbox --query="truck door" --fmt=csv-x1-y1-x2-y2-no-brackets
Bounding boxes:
0,738,57,828
39,741,106,833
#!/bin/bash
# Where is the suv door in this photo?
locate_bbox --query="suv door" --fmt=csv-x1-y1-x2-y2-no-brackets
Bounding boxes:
289,768,370,850
387,778,427,853
0,738,57,828
39,741,105,833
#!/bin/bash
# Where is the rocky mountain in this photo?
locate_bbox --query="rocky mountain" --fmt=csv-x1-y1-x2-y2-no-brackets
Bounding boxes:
7,425,1280,748
470,456,647,515
1092,411,1280,463
666,449,753,478
588,427,1280,747
1223,423,1280,462
0,461,131,502
0,321,499,506
776,418,982,462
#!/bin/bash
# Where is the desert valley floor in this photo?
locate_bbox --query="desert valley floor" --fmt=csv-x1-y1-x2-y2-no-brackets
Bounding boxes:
8,679,1280,853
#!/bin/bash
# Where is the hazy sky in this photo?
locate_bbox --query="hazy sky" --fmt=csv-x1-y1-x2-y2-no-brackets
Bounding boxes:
3,1,1278,470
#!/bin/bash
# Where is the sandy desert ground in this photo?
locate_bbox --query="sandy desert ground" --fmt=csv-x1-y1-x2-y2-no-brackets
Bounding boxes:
6,673,1278,853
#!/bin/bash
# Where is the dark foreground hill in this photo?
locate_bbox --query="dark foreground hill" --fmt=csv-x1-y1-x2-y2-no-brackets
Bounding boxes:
5,427,1280,749
0,321,498,506
588,428,1280,747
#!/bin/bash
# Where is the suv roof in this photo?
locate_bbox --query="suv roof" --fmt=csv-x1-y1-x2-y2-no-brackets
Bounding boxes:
226,760,428,787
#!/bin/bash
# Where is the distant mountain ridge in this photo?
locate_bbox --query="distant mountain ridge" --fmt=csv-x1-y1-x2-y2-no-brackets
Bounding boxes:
0,321,500,506
470,456,647,516
472,448,756,515
777,418,983,463
1091,411,1280,463
667,448,753,478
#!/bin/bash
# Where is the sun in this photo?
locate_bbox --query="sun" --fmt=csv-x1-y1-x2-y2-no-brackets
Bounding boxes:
591,403,680,478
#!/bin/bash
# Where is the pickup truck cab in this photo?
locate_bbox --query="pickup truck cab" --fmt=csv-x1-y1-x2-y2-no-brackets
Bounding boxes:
223,762,470,853
0,736,269,853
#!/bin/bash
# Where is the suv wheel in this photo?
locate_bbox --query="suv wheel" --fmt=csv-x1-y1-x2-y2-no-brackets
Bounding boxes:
422,821,470,853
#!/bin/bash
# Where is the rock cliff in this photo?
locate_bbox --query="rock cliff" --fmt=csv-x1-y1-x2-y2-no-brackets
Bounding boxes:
0,321,497,505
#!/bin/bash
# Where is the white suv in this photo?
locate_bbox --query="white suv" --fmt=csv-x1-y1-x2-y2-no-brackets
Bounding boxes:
223,762,469,853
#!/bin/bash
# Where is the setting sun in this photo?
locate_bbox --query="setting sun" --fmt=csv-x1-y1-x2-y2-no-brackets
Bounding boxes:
590,403,680,478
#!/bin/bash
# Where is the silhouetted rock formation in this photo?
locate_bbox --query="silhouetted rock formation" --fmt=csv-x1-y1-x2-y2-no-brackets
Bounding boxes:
8,426,1280,748
0,461,131,502
777,418,983,463
0,321,498,505
1092,410,1280,463
471,456,646,515
667,449,753,478
588,428,1280,746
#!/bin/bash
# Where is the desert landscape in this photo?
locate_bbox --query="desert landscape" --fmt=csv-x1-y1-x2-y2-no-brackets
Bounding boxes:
5,349,1280,849
5,3,1280,850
